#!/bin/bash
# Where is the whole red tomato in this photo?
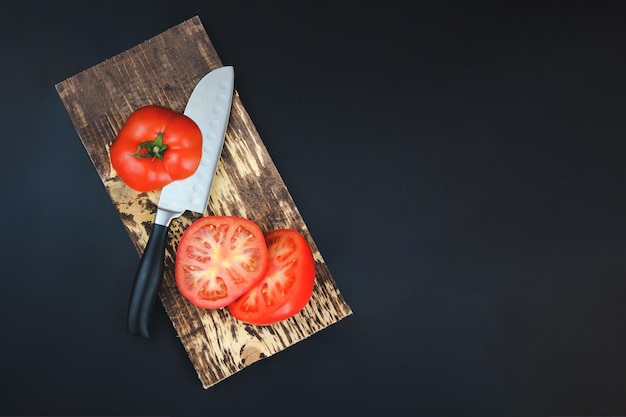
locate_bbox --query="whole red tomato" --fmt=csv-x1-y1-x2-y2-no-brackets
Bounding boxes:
110,105,203,192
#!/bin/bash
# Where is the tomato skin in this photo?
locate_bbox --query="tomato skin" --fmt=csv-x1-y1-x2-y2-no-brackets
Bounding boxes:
175,216,269,309
110,105,202,192
228,229,316,325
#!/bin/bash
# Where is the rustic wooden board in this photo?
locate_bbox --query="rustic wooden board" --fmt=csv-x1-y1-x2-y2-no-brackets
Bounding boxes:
55,16,352,388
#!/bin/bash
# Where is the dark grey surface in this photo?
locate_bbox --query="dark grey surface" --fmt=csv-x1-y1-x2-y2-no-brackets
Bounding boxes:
2,1,626,416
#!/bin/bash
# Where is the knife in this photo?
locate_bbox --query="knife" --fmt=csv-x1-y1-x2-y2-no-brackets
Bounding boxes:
127,66,235,338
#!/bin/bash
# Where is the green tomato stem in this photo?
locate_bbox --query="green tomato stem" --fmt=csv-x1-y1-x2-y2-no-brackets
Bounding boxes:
132,132,168,159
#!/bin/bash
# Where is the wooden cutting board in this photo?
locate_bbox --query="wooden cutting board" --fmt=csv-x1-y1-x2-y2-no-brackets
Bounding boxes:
55,16,352,388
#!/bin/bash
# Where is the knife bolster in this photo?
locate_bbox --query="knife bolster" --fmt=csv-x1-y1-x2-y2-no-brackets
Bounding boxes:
155,207,184,226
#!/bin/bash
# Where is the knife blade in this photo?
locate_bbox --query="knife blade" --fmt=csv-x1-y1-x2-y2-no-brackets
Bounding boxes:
127,66,235,338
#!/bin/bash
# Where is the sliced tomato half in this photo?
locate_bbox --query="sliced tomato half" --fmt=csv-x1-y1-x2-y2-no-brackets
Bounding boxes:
175,216,269,309
228,229,316,325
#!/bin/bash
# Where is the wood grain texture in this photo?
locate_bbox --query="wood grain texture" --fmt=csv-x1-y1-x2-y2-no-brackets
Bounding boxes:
55,16,352,388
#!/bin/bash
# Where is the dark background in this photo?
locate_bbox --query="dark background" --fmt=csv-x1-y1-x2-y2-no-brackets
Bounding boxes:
2,1,626,416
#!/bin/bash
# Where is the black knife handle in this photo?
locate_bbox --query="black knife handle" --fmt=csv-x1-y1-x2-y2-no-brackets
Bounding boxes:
127,223,169,338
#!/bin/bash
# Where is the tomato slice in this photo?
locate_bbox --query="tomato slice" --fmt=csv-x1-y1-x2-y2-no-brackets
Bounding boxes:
175,216,269,309
228,229,316,325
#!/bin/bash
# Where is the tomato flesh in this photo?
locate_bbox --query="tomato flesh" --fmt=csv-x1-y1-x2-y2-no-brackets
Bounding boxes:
228,229,316,325
175,216,269,309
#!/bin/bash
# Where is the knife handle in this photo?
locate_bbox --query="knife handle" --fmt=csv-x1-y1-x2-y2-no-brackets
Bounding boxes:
127,223,169,338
